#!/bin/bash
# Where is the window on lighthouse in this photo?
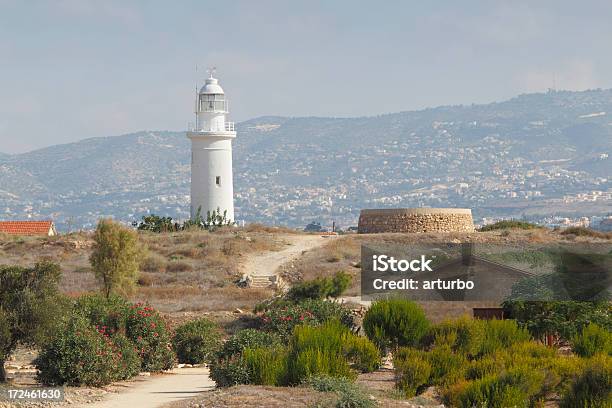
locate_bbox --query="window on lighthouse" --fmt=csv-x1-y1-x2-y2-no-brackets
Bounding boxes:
216,176,221,186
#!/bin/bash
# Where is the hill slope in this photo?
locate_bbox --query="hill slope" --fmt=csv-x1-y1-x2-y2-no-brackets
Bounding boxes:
1,90,610,229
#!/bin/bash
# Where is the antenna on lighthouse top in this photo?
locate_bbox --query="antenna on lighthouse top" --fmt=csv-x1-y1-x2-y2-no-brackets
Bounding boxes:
207,66,217,78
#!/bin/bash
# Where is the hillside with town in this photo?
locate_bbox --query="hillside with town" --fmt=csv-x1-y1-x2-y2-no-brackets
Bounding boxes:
0,89,610,232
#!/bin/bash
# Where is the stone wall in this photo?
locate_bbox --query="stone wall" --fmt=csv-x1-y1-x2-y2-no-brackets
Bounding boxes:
358,208,475,233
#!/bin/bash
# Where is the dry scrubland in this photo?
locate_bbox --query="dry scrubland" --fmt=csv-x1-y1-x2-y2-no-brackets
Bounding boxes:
0,226,608,321
0,224,297,314
1,226,610,408
281,228,611,322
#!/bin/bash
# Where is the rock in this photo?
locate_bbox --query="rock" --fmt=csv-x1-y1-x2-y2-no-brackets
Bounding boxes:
139,372,151,376
234,308,244,314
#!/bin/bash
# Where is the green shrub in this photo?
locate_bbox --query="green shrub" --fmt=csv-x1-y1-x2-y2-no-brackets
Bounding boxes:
465,354,505,380
172,318,222,364
288,321,379,384
259,299,354,339
290,348,354,383
560,354,612,408
426,345,467,386
454,366,546,408
243,346,288,385
478,220,541,231
125,303,175,371
209,356,250,387
363,299,429,353
346,336,380,373
36,316,121,386
218,329,281,359
259,303,320,339
0,262,65,381
74,294,130,335
286,272,352,302
480,319,531,355
572,323,612,358
300,299,355,328
111,333,142,380
393,347,431,397
503,301,612,342
428,316,485,358
307,375,374,408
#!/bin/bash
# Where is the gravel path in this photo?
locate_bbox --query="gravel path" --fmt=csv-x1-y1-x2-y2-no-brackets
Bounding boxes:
242,234,327,277
86,236,327,408
86,367,214,408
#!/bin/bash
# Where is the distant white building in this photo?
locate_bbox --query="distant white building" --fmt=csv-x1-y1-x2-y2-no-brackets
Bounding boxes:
187,72,236,221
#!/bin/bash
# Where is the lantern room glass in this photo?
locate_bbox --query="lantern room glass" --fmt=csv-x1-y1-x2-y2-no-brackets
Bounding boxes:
199,94,226,112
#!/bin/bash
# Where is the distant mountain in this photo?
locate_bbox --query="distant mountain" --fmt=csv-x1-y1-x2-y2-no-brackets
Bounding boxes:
0,90,610,230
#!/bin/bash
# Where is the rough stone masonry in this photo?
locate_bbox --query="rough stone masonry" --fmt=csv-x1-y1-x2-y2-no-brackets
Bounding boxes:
358,208,475,233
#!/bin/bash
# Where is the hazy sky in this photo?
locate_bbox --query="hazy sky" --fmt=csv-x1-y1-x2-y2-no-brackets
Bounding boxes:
1,1,612,153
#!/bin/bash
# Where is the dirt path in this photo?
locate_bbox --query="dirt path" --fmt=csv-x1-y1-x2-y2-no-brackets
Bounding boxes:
84,236,327,407
242,234,328,278
86,367,213,408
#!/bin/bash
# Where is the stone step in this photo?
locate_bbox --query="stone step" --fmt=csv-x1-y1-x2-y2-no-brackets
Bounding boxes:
249,275,276,288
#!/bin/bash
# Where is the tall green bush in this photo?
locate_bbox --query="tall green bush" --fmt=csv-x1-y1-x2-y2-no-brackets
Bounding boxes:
428,316,485,357
363,299,429,353
393,347,431,397
172,318,223,364
560,354,612,408
242,346,288,385
571,323,612,358
454,366,546,408
426,345,467,386
480,319,531,355
287,320,379,384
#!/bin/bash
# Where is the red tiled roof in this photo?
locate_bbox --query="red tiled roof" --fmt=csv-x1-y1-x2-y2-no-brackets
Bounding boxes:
0,221,55,236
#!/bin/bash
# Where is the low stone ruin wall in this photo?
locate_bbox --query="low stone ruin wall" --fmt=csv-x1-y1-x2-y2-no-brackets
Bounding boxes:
358,208,475,233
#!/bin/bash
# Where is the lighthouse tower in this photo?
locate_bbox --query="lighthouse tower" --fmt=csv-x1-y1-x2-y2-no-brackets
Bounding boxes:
187,72,236,221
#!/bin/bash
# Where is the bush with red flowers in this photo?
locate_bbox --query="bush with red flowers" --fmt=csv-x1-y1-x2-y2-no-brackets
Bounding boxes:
258,299,355,339
125,302,175,371
259,303,319,339
36,316,125,386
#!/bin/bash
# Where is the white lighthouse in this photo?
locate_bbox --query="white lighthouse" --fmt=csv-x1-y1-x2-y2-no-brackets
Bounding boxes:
187,71,236,222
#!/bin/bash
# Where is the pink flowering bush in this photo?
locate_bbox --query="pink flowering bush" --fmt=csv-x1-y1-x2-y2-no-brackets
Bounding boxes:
258,299,354,340
125,302,175,371
259,303,318,339
36,316,131,386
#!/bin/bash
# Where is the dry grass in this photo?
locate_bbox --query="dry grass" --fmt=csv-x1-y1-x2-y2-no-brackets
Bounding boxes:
282,228,611,300
162,385,333,408
0,228,290,313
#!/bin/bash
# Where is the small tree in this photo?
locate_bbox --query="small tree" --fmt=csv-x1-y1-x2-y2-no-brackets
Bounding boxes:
90,219,146,298
0,262,63,382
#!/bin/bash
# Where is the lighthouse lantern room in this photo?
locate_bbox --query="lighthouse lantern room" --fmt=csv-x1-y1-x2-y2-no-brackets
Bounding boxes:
187,70,236,222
